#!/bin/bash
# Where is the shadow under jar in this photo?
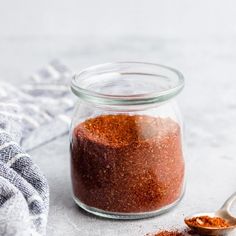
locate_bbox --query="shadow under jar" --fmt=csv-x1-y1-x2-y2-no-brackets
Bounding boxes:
70,62,185,219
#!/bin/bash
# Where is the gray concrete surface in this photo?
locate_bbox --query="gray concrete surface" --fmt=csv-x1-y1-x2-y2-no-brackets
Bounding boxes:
1,0,236,235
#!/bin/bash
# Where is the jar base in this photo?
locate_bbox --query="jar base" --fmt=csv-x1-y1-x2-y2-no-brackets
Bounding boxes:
73,192,185,220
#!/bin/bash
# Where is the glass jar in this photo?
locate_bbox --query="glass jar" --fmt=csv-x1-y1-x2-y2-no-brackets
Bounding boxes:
70,62,185,219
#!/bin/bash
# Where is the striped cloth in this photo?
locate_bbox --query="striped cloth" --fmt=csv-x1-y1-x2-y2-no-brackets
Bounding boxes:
0,130,49,236
0,60,74,151
0,61,73,235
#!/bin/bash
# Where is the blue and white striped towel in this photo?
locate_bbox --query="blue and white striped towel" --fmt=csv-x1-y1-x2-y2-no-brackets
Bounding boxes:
0,61,74,235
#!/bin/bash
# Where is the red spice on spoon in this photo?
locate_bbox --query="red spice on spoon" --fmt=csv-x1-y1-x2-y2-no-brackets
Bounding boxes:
185,216,230,228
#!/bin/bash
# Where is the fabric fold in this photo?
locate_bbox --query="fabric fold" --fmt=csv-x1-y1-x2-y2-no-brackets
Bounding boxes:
0,130,49,236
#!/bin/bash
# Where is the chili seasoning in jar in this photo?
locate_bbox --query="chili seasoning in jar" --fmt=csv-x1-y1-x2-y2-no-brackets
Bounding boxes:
70,62,185,219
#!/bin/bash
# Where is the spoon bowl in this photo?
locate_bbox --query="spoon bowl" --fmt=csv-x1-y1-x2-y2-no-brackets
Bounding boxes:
185,212,236,235
184,193,236,235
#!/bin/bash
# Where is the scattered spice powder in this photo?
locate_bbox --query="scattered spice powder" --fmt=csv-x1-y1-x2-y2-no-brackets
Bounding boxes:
146,230,185,236
185,216,230,228
71,114,184,213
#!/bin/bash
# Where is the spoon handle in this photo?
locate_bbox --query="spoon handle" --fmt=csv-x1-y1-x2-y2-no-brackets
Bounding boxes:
220,192,236,211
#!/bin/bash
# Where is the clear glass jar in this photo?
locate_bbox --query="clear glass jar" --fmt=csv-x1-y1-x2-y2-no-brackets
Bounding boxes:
70,62,185,219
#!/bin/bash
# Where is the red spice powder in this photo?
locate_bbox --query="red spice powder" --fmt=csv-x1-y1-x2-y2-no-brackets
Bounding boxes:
71,114,184,213
185,216,230,228
152,231,185,236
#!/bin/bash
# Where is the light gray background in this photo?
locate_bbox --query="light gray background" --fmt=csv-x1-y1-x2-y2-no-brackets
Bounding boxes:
1,0,236,235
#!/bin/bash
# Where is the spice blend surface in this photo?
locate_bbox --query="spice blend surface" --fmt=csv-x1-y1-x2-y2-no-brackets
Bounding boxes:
71,114,184,213
149,230,185,236
185,216,230,228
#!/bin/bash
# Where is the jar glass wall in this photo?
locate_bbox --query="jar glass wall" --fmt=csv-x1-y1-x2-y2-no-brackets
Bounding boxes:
70,62,185,219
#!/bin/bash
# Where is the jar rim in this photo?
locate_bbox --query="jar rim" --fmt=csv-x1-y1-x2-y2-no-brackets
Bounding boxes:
71,61,184,106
